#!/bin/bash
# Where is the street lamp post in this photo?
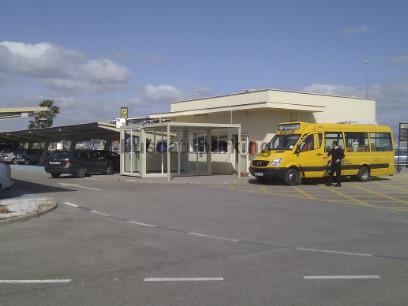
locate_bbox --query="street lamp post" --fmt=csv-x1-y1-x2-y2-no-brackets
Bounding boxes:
364,59,370,98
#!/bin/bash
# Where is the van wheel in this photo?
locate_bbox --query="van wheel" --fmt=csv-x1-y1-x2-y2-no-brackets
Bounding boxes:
51,173,59,178
284,169,301,186
357,166,370,182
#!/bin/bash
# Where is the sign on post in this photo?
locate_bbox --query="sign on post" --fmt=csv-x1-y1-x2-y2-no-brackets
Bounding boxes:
399,122,408,141
120,106,128,119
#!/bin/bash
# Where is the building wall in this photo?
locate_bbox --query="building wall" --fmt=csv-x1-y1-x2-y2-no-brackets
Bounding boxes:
168,90,376,147
140,90,377,175
171,90,376,125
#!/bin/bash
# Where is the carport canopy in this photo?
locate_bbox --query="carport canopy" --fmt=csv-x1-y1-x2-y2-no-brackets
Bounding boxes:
0,122,120,144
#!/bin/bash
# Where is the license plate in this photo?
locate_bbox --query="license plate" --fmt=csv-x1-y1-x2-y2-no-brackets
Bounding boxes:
254,172,264,177
49,161,61,165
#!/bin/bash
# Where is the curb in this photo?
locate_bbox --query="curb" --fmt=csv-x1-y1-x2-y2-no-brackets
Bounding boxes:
0,198,58,224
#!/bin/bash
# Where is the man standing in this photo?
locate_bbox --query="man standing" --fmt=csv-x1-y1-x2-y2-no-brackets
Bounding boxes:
326,141,345,187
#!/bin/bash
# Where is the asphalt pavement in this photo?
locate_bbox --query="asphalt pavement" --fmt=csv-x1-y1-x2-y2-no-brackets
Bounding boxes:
1,164,408,224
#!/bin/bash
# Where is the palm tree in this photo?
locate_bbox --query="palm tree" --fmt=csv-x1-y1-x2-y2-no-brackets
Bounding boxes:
28,100,60,129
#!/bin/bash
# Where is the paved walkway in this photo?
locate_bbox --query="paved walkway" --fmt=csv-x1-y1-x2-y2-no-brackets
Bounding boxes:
0,189,56,224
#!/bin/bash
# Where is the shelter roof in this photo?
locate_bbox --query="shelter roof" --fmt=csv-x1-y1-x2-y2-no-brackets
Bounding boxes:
0,122,119,143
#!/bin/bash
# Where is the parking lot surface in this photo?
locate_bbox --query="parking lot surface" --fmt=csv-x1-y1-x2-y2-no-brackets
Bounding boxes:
2,166,408,306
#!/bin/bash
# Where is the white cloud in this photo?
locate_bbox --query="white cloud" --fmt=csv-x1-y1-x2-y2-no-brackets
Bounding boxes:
0,41,131,93
81,59,130,82
303,82,408,134
127,84,185,115
143,84,183,101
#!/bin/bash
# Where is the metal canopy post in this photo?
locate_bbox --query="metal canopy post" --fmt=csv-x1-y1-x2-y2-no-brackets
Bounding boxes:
167,124,171,181
141,127,146,176
207,128,212,175
237,125,241,177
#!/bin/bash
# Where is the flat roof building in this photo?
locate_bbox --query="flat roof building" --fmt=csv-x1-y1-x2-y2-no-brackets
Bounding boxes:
121,89,376,178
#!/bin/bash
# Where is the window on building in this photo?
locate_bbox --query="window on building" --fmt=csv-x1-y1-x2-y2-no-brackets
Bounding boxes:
191,134,209,153
211,135,228,153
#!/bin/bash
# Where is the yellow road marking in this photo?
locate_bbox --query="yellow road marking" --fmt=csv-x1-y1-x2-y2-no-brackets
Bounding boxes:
372,181,408,193
322,185,372,207
293,186,315,200
351,184,408,205
212,183,408,214
259,185,270,194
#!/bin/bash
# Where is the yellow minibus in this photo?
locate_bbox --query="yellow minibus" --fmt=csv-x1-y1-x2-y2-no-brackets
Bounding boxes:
249,122,394,185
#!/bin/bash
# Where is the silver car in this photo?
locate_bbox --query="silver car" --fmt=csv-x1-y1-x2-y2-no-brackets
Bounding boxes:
395,149,408,172
0,151,16,164
0,161,14,190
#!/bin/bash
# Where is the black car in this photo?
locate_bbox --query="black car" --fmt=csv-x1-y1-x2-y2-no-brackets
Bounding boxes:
95,150,120,172
15,148,43,165
44,150,114,178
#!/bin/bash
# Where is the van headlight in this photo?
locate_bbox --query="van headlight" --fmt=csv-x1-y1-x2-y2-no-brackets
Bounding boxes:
269,158,283,167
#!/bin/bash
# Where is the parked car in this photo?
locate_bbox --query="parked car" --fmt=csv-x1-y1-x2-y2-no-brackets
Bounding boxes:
14,148,43,165
395,149,408,172
96,150,120,172
44,150,114,178
0,162,14,190
0,150,17,164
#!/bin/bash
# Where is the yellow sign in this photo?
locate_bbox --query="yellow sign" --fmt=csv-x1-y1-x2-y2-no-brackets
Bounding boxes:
120,107,128,119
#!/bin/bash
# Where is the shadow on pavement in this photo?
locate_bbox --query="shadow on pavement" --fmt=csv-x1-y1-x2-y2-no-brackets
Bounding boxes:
0,179,72,200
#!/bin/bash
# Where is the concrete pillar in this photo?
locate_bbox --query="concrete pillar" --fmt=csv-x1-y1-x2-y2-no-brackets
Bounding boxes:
69,140,76,151
39,141,49,165
104,140,112,151
207,129,212,175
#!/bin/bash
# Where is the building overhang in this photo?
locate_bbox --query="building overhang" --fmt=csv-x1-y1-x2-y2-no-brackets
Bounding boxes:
0,107,49,119
0,122,120,143
149,101,324,119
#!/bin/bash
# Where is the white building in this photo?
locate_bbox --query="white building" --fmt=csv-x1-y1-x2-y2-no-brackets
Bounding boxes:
121,89,376,178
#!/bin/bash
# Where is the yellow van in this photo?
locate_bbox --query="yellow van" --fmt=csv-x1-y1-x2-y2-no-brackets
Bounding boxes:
249,122,394,185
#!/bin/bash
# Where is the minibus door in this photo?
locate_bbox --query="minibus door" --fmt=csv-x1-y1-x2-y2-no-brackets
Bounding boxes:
295,133,327,178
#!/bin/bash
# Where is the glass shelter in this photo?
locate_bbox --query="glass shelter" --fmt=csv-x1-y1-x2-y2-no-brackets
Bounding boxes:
120,122,244,179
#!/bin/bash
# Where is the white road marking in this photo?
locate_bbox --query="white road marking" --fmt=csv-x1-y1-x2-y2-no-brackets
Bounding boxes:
144,277,224,282
297,247,373,257
127,220,156,227
58,183,102,191
189,232,239,242
89,210,110,217
0,279,72,284
63,202,79,208
304,275,381,280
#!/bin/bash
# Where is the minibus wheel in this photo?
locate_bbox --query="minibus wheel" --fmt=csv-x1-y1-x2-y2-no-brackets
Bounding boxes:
284,168,301,186
357,166,370,182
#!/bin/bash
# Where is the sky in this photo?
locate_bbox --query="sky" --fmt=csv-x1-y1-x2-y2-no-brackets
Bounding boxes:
0,0,407,135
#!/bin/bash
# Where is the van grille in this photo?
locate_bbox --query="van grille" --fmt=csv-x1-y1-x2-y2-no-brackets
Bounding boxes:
252,160,269,167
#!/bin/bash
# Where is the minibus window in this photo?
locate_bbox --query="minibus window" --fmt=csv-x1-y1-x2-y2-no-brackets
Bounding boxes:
324,132,344,152
298,134,314,152
369,132,392,151
267,134,300,150
345,132,369,152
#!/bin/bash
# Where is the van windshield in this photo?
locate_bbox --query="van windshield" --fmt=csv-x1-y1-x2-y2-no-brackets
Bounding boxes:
267,134,300,150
